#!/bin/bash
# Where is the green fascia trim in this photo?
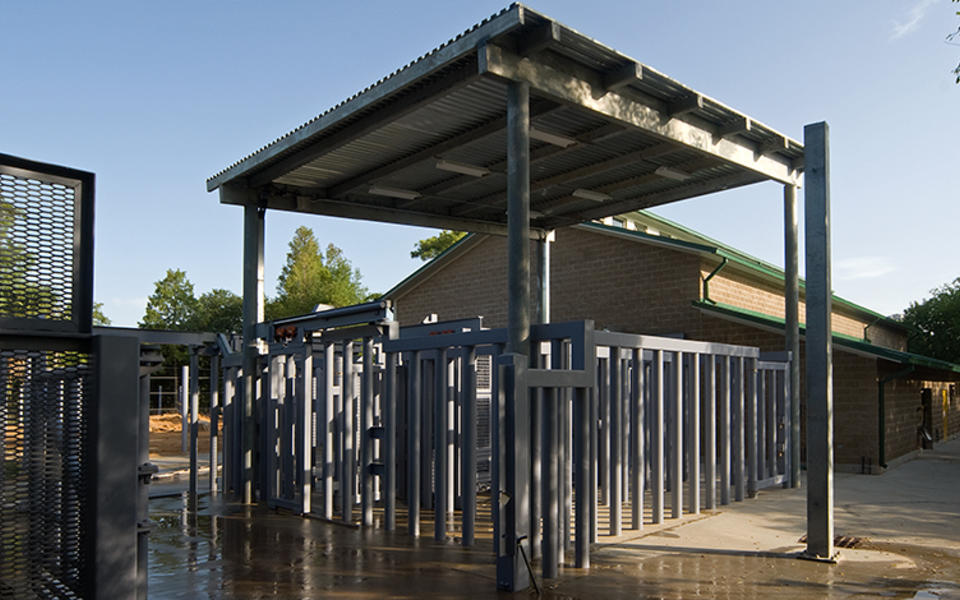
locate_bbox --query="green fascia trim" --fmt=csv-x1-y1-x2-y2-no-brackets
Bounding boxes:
380,232,476,300
614,210,907,331
694,300,960,374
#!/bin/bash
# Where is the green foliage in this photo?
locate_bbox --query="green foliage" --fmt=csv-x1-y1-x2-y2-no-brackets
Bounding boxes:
951,0,960,83
140,269,198,330
192,289,242,333
0,195,60,319
92,302,111,326
410,230,466,261
269,226,368,319
903,277,960,363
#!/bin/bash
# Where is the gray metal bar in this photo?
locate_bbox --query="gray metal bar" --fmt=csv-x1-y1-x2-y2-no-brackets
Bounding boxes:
574,386,589,568
630,348,644,529
496,353,531,592
385,351,398,531
767,370,777,480
542,385,559,579
733,357,745,502
137,373,150,600
435,351,448,541
189,350,199,512
342,341,355,523
720,356,731,506
210,354,220,495
783,183,801,489
688,353,700,514
804,121,834,560
589,385,598,541
408,352,421,536
671,352,683,518
505,79,531,358
241,200,264,504
180,365,188,453
704,355,716,510
90,334,139,599
539,233,551,323
299,347,313,514
746,358,758,498
461,347,477,545
362,337,374,526
323,343,335,519
609,348,622,535
652,350,664,523
599,357,610,508
757,365,766,481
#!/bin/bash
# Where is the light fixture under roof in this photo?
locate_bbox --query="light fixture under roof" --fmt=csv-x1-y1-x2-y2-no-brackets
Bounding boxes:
654,166,692,181
368,185,421,201
572,188,612,203
435,159,490,178
529,127,577,148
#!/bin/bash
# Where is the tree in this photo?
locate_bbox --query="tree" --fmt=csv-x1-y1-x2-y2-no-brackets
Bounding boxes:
269,227,368,318
410,230,465,261
140,269,197,330
191,289,242,333
902,277,960,363
951,0,960,82
92,302,111,326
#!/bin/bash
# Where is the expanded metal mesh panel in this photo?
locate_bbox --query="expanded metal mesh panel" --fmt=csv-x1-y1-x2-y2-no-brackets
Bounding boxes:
0,171,79,326
0,348,91,599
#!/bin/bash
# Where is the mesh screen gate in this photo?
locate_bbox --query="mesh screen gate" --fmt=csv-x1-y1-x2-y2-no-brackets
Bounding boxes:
1,154,138,599
1,349,93,599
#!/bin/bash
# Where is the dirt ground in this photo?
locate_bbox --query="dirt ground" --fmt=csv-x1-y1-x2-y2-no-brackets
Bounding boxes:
149,414,216,457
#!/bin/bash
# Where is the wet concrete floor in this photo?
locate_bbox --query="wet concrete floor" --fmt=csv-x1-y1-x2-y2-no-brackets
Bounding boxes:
148,442,960,599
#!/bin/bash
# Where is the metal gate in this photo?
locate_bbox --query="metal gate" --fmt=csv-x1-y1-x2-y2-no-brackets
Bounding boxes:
0,154,139,599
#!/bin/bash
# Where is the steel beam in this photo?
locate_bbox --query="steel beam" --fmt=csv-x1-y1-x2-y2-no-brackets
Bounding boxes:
783,183,801,488
478,43,800,186
630,348,644,529
803,121,835,561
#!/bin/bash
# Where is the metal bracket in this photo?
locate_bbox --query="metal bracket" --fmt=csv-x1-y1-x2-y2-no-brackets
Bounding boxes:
137,462,159,483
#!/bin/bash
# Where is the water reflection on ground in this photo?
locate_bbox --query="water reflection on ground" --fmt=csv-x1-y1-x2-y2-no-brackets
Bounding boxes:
148,494,960,599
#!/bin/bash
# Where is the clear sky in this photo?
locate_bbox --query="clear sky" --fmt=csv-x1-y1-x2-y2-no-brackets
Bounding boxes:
3,1,957,327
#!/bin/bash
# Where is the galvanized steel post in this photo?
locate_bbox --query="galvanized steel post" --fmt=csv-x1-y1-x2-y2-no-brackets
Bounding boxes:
783,183,801,489
241,200,264,504
188,349,199,512
803,121,835,561
209,354,220,495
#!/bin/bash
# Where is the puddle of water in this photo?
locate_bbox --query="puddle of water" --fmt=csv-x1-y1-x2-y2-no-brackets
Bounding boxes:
147,494,960,599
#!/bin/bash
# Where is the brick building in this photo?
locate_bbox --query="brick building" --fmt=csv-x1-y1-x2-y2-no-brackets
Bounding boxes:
385,210,960,471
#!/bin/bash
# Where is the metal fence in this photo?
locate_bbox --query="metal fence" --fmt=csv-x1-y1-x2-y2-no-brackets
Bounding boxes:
0,154,139,600
214,309,792,583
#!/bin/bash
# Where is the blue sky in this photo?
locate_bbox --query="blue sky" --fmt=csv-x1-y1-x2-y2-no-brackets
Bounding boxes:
2,1,957,326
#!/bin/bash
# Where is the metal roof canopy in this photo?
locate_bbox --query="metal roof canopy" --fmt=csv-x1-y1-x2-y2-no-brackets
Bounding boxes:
207,4,803,235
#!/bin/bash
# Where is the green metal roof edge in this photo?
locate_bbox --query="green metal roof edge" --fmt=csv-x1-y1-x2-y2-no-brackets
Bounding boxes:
694,300,960,374
380,232,476,300
617,210,907,331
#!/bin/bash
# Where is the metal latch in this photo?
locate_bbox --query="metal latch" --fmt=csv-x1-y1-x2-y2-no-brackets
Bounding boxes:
138,462,159,483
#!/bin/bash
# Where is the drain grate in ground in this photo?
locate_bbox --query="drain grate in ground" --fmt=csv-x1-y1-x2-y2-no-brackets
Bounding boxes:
797,534,866,548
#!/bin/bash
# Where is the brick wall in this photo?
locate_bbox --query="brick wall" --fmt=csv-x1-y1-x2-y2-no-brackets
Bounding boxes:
703,262,906,350
395,227,701,334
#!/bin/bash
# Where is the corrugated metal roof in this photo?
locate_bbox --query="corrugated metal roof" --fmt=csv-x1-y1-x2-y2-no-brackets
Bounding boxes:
208,3,804,234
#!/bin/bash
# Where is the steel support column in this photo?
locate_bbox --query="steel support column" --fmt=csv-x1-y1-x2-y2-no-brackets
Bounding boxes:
241,201,264,504
497,78,532,592
803,121,834,560
783,183,801,488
